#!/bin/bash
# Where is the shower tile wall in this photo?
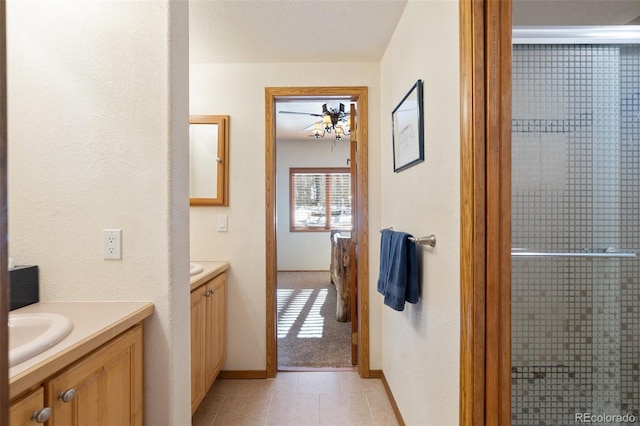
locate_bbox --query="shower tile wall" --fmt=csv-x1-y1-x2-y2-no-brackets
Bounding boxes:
512,44,640,425
620,45,640,418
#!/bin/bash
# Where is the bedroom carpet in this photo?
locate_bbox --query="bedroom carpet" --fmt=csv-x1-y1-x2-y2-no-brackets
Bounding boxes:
277,271,352,368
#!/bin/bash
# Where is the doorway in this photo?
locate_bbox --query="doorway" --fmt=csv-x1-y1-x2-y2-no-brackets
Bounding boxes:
265,86,369,378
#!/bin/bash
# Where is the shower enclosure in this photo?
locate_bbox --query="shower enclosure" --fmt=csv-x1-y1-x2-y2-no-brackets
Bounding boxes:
511,28,640,425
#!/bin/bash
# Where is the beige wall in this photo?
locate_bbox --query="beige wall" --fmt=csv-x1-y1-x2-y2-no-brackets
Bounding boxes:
189,62,383,370
6,0,462,423
7,1,191,425
379,1,461,424
276,139,351,271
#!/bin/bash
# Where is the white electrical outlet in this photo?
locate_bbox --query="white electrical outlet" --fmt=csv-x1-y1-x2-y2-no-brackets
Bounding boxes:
103,229,122,260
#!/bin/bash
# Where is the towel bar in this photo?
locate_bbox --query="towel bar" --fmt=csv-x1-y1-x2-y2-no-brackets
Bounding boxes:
380,228,436,248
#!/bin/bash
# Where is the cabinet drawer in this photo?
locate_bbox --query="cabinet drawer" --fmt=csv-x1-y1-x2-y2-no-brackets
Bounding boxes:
10,387,49,426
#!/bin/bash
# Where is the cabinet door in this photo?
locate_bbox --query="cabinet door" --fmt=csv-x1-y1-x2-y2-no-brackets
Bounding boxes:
45,325,143,426
205,274,226,389
10,387,48,426
191,286,206,414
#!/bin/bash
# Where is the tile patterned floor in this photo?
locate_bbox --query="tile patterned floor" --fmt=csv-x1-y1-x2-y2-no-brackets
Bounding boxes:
192,371,400,426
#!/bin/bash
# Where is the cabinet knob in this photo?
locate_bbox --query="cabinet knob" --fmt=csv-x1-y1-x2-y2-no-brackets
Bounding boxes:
31,407,52,423
205,289,215,297
58,388,76,402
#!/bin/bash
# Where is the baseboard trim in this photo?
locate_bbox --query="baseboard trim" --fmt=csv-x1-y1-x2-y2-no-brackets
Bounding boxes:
368,369,382,378
380,371,406,426
218,370,267,379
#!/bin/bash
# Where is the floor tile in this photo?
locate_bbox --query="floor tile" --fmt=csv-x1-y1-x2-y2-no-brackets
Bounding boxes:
209,379,255,396
339,372,386,396
297,372,342,395
193,375,399,426
192,393,225,426
320,394,374,426
267,394,320,425
212,394,272,425
366,391,399,426
251,372,298,395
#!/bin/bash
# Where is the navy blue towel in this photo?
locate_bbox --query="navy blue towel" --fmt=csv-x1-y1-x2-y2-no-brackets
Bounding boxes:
377,229,419,311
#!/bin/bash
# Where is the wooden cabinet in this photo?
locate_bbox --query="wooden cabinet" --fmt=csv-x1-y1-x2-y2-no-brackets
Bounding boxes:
9,325,143,426
190,283,207,412
9,387,50,425
191,272,226,414
44,325,143,426
205,275,226,388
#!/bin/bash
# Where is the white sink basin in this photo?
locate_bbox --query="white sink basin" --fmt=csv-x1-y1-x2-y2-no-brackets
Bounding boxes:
190,262,204,276
9,313,73,367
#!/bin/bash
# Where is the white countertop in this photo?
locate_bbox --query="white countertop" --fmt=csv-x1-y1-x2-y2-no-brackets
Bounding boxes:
190,261,230,291
9,301,153,400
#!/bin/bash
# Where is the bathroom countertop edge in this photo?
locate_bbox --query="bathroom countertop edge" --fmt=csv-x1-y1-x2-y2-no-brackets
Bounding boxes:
9,301,154,401
190,261,230,291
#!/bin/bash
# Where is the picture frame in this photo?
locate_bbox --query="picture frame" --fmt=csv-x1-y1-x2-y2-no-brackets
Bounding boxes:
392,79,424,172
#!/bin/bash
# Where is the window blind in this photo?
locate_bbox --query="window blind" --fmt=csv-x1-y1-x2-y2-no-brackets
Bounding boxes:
290,168,351,231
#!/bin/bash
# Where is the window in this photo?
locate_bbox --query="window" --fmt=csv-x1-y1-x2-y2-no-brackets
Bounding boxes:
290,168,351,232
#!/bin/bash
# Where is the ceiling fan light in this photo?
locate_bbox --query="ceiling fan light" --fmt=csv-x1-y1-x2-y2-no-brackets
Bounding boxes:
310,122,324,138
322,114,332,131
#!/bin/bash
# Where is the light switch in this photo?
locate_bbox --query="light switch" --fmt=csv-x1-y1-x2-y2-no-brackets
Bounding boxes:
217,215,228,232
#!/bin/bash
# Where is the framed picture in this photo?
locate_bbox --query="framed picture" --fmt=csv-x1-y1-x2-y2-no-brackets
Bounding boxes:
392,79,424,172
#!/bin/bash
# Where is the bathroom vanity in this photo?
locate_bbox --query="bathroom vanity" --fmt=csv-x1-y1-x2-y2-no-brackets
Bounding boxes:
189,261,229,414
9,302,153,425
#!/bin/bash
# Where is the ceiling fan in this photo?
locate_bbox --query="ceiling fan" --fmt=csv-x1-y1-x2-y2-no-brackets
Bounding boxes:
278,103,350,140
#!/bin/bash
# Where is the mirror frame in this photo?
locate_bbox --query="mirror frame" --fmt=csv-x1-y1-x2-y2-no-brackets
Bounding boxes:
189,115,229,206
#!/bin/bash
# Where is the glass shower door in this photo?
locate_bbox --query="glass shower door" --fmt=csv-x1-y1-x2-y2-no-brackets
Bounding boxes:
511,43,640,425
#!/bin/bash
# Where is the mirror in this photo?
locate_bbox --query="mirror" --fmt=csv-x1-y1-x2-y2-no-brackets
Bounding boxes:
189,115,229,206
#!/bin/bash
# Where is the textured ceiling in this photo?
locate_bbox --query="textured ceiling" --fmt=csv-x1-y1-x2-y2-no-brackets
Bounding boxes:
190,0,640,63
189,0,408,64
190,0,640,141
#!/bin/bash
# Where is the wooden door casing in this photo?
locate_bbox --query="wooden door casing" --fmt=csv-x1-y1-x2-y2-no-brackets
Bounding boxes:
265,86,369,377
459,0,512,424
349,102,358,366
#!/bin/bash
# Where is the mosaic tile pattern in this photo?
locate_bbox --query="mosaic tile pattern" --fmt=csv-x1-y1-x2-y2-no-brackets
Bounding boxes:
512,44,640,425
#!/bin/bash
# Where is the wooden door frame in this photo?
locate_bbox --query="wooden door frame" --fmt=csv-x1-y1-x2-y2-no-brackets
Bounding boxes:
1,0,8,423
459,0,512,424
265,86,369,378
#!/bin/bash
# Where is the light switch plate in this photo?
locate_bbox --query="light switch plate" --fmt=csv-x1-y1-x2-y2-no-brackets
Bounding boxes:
217,215,228,232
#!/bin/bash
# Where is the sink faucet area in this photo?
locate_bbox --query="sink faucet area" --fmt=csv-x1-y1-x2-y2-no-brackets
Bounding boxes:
9,312,73,367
